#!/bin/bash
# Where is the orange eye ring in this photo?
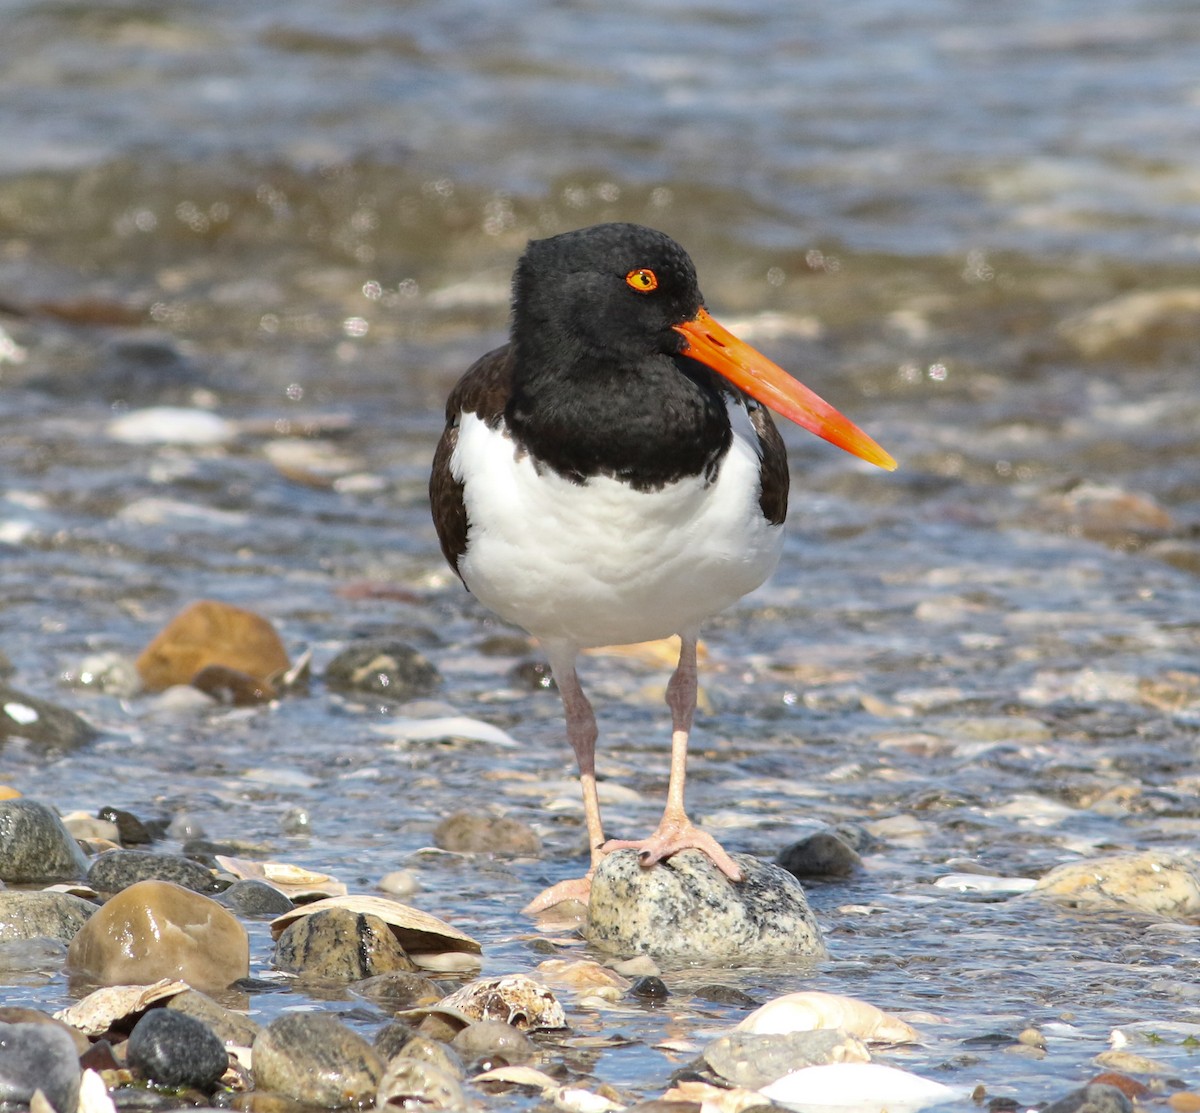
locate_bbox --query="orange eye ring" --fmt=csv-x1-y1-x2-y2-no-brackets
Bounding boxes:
625,268,659,293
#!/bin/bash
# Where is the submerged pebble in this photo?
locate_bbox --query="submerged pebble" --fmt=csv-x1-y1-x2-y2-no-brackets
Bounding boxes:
1031,852,1200,917
324,639,441,701
777,831,862,879
433,811,541,856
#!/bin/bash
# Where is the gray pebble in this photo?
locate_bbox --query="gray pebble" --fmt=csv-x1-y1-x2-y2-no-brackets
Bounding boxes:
703,1029,868,1089
0,799,89,883
87,848,224,895
0,891,95,943
0,1019,81,1113
777,830,862,879
451,1019,535,1065
383,1033,466,1080
354,971,441,1014
252,1012,384,1106
586,850,826,960
127,1008,228,1090
220,879,295,917
1041,1084,1134,1113
0,685,97,750
376,1058,466,1112
324,640,440,701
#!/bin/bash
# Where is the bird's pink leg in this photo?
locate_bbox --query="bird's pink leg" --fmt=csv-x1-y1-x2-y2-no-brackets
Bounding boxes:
523,650,606,914
602,631,743,881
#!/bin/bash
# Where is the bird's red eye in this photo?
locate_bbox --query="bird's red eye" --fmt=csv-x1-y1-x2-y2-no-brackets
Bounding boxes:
625,268,659,293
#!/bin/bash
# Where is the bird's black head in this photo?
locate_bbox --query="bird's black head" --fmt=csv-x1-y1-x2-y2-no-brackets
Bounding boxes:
510,222,704,373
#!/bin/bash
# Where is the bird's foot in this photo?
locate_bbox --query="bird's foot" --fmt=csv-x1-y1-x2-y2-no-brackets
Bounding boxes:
601,817,743,882
522,872,594,915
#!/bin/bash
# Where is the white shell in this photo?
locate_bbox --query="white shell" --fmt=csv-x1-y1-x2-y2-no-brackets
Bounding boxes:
759,1062,965,1113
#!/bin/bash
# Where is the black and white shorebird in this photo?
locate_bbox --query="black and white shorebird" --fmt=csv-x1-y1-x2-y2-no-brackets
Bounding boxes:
430,222,895,911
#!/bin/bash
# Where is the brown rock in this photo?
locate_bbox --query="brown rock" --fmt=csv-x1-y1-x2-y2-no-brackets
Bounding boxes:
274,906,417,981
252,1012,384,1106
136,600,290,692
66,879,249,991
432,811,540,856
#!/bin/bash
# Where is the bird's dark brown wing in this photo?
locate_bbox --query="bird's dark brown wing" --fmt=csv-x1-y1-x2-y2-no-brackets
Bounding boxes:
429,345,515,581
749,403,789,526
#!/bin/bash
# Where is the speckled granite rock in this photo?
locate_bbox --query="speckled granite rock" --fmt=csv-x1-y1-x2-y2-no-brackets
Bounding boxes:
87,848,223,895
0,799,89,883
702,1028,869,1089
1031,852,1200,917
0,891,95,943
585,850,826,960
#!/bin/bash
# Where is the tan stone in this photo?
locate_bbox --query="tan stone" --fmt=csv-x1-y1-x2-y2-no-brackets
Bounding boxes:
67,880,248,991
136,600,289,692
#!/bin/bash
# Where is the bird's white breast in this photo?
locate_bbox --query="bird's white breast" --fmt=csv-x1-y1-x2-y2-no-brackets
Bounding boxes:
450,403,784,649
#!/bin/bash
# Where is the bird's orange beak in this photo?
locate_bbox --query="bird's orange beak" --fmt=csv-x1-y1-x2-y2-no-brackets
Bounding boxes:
674,308,897,471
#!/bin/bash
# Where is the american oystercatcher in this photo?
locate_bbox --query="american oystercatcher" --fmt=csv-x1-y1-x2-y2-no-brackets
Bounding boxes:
430,223,895,910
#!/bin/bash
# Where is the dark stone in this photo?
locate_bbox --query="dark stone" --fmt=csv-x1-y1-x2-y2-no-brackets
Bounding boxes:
126,1008,228,1090
0,1019,82,1113
87,848,224,895
629,976,669,1001
433,811,540,856
1041,1084,1134,1113
509,659,556,691
777,830,862,879
97,806,156,845
324,640,440,701
586,850,826,961
0,799,89,883
692,984,758,1008
0,891,95,942
220,879,294,917
0,685,97,750
191,664,277,706
273,907,416,981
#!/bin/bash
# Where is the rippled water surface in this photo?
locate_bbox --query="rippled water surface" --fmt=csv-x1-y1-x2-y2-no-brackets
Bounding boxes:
2,0,1200,1106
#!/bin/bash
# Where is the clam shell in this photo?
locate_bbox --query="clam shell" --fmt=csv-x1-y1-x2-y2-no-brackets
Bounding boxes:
270,894,480,954
54,978,189,1036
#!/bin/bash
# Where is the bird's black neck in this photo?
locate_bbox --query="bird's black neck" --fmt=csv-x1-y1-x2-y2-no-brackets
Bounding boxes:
505,350,732,491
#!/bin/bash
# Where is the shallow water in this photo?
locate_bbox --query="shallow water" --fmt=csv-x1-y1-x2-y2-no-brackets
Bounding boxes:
2,0,1200,1106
